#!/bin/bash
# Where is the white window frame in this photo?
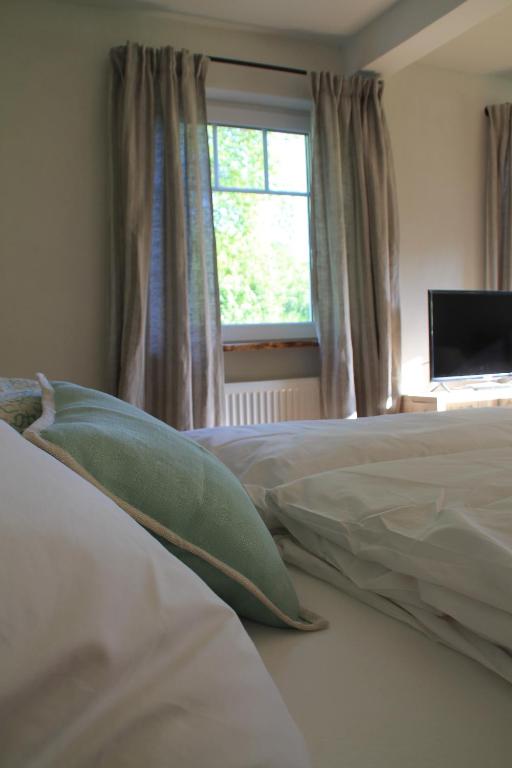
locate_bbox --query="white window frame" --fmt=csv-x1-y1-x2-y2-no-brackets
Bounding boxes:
207,99,316,343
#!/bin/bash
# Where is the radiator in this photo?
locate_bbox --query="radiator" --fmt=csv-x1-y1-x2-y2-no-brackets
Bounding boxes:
223,377,321,426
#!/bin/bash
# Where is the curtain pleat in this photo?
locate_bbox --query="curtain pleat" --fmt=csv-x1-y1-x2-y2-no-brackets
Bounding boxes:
309,73,401,418
110,44,224,430
485,104,512,290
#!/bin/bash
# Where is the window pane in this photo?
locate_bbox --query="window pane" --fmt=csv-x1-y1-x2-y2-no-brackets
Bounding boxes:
217,126,264,189
267,131,308,193
213,191,311,324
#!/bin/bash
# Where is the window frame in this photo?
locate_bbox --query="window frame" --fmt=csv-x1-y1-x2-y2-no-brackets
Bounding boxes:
207,101,316,343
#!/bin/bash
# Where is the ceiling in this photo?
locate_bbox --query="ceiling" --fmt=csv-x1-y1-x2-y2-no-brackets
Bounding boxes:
421,2,512,76
63,0,399,38
56,0,512,76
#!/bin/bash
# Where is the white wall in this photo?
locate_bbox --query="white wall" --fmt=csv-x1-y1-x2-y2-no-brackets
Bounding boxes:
384,63,512,392
0,0,339,388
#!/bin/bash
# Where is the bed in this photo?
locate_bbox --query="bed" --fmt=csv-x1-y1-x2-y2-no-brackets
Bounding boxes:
190,408,512,764
189,408,512,682
2,377,512,767
247,567,512,768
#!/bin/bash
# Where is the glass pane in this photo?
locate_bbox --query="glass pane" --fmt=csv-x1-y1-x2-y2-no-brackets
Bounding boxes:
213,191,311,324
216,126,264,189
267,131,308,193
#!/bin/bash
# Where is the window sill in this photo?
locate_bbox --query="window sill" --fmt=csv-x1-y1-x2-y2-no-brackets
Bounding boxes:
222,322,316,343
223,339,319,352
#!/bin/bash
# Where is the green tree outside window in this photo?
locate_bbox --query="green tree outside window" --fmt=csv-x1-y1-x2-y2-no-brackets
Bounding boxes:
208,125,311,326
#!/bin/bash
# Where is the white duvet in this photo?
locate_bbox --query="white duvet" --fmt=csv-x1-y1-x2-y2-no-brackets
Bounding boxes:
190,408,512,682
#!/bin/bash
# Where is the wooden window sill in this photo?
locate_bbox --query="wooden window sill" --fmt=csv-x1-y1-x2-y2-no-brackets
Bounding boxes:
223,339,319,352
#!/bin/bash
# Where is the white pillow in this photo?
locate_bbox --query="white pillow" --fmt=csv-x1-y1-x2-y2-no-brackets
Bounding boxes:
0,422,310,768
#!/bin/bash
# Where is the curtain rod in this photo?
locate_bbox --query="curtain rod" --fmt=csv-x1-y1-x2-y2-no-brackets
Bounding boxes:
209,55,307,76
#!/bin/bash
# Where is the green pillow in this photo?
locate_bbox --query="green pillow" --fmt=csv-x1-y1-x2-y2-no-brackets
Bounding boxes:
0,389,42,432
25,375,325,631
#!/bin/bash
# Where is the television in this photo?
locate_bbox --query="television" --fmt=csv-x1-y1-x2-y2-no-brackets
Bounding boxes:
429,289,512,381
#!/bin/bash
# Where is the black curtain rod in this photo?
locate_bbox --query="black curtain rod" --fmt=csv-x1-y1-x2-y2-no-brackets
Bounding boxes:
209,55,307,76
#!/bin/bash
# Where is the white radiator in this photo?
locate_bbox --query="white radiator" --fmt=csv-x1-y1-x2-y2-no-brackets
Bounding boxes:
223,377,321,426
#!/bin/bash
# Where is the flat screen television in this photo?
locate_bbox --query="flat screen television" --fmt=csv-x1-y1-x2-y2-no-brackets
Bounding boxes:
429,289,512,381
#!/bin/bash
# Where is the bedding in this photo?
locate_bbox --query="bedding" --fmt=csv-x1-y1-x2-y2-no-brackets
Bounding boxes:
190,408,512,682
0,388,41,432
187,407,512,527
25,375,323,631
247,566,512,768
0,377,41,432
0,421,310,768
0,376,38,393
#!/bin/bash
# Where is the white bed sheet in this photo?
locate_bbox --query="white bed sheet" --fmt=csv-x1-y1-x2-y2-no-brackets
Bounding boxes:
245,567,512,768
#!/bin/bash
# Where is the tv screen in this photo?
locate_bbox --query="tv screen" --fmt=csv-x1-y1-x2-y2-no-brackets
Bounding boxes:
429,290,512,381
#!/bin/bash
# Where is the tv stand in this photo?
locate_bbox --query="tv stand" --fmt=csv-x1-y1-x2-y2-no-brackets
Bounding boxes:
401,384,512,413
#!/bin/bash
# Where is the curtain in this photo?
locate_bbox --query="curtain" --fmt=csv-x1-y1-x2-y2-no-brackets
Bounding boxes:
109,43,224,430
309,73,401,418
485,103,512,290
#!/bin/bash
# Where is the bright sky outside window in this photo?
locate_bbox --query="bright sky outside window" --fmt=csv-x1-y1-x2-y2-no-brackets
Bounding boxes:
207,125,311,326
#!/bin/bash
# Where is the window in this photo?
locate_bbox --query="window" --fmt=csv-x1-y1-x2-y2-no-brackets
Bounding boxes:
207,122,314,342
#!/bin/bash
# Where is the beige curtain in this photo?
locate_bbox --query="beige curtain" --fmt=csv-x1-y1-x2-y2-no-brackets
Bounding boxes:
110,44,224,430
485,103,512,290
309,73,401,418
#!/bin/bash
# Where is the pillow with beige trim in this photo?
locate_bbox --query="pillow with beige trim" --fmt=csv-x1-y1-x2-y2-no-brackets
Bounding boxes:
25,374,325,631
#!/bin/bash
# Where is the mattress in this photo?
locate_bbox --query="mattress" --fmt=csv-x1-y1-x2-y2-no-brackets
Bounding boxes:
245,567,512,768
